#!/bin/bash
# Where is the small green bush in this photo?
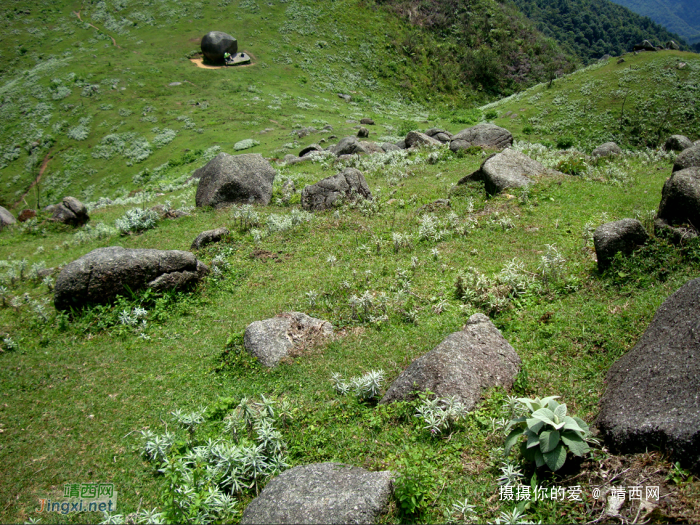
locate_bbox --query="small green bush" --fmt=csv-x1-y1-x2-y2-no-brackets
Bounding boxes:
505,396,592,471
555,155,588,176
556,136,574,149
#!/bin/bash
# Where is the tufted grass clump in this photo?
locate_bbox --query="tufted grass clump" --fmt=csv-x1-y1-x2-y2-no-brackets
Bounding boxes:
331,370,385,402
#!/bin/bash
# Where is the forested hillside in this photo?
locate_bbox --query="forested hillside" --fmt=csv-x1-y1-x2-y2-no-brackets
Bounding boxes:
609,0,700,45
375,0,579,96
506,0,688,62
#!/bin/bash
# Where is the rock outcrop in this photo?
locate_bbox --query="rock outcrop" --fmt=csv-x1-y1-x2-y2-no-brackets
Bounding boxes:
673,143,700,173
594,219,649,271
458,148,557,194
54,247,209,310
328,136,367,156
201,31,237,63
664,135,693,152
379,314,521,409
191,227,230,250
50,196,89,227
241,463,393,525
596,278,700,473
654,167,700,239
592,142,622,157
244,312,333,367
405,131,442,148
195,153,276,208
301,168,372,211
449,123,513,152
0,206,16,229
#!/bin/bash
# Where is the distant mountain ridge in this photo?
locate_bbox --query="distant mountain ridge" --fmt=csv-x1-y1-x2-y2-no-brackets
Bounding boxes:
506,0,688,62
608,0,700,44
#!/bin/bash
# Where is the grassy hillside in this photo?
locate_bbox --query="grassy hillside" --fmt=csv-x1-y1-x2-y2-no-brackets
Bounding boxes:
481,50,700,150
1,2,700,525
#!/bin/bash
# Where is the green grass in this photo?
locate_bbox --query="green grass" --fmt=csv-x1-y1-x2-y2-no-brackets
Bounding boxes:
483,50,700,150
2,144,700,523
2,1,700,523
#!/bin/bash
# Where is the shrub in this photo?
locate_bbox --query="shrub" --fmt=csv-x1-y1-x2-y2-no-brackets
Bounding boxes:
555,154,589,176
555,136,574,149
115,208,159,234
485,110,498,120
504,396,592,471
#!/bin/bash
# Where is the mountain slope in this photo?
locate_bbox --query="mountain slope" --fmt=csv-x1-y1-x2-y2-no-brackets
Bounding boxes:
506,0,688,62
608,0,700,44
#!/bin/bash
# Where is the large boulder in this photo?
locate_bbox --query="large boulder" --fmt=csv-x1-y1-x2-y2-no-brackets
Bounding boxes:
191,227,230,250
299,144,323,157
654,167,700,239
379,314,521,409
50,196,89,227
672,143,700,173
241,463,393,525
666,40,680,50
54,247,209,311
592,142,622,157
633,40,657,52
201,31,238,63
596,278,700,472
328,136,367,156
195,153,276,208
301,168,372,211
381,142,401,153
0,206,16,229
405,131,442,148
664,135,693,152
359,141,384,155
357,127,369,138
449,123,513,152
244,312,333,368
458,148,556,195
593,219,649,271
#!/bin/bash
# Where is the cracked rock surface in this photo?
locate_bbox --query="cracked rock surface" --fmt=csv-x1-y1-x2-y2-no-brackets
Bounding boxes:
54,246,208,310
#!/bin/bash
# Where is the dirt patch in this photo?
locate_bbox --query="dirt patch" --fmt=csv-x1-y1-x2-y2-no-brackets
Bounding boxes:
250,249,290,263
189,51,255,70
559,450,700,523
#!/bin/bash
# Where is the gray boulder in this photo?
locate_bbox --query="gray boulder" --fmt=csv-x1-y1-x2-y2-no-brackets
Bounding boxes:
191,227,230,250
381,142,401,153
195,153,276,208
244,312,333,367
360,118,375,125
633,40,657,52
395,139,407,149
54,247,209,310
359,141,383,155
593,219,649,271
458,148,556,195
283,154,312,166
241,462,393,525
664,135,693,152
450,123,513,152
0,206,16,229
50,196,89,227
328,136,367,156
299,144,323,157
673,143,700,173
201,31,237,63
295,127,317,139
666,40,680,50
596,277,700,473
592,142,622,157
379,313,521,409
357,127,369,138
338,93,352,102
405,131,442,148
654,167,700,238
301,168,372,211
